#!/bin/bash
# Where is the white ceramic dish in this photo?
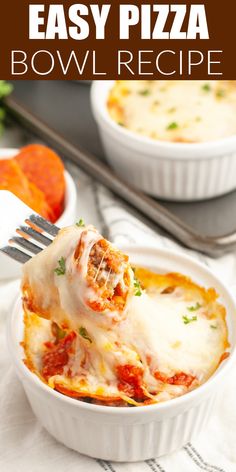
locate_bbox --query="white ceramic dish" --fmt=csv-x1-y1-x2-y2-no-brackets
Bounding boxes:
91,81,236,201
7,245,236,462
0,148,77,280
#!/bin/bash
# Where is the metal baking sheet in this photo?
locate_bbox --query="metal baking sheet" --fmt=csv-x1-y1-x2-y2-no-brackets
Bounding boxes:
8,80,236,252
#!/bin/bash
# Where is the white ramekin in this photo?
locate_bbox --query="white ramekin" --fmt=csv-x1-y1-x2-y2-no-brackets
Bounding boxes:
91,81,236,202
7,246,236,462
0,148,77,280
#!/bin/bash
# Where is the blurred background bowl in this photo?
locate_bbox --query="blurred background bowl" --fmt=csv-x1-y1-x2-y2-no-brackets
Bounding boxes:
91,81,236,202
0,148,77,280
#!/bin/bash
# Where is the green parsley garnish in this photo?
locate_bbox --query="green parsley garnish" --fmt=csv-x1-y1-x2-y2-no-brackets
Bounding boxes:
0,81,13,136
195,116,202,122
187,302,201,312
216,89,225,98
210,325,217,329
166,121,178,130
57,327,66,340
183,315,198,325
54,257,66,276
168,107,176,113
52,322,66,341
138,89,151,96
56,326,66,340
0,108,5,120
0,81,13,97
134,279,142,296
118,122,125,127
76,219,85,227
132,268,142,296
202,83,211,92
79,327,92,343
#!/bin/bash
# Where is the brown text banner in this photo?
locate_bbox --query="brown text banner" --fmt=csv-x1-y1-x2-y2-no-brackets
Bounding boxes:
0,0,235,79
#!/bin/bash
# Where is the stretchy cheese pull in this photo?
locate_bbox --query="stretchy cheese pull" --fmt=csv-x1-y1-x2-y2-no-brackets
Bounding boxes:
22,224,134,329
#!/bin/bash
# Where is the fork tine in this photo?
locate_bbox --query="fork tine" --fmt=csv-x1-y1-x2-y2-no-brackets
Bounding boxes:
1,246,31,264
0,192,59,265
17,226,52,246
28,214,59,237
10,237,42,255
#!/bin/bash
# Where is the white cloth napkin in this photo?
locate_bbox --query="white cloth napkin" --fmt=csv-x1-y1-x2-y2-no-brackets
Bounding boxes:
1,178,236,472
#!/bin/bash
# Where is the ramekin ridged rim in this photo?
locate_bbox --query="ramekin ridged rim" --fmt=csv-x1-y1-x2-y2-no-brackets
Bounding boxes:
91,81,236,159
7,245,236,417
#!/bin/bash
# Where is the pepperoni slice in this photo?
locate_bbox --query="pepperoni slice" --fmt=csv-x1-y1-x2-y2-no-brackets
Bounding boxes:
167,372,195,387
0,159,30,199
155,370,195,387
117,364,145,400
28,181,54,221
15,144,66,222
42,331,76,380
0,159,53,220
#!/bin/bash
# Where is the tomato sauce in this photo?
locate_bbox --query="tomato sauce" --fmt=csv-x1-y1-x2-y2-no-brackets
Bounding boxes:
42,331,76,380
117,364,146,400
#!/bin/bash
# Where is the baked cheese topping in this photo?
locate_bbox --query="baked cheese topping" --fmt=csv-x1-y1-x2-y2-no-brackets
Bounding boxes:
107,80,236,143
22,227,229,407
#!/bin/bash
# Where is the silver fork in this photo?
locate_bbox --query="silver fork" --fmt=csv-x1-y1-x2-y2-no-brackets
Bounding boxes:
0,191,59,264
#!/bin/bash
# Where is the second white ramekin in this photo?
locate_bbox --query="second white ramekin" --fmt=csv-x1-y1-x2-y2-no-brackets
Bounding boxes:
7,246,236,461
91,81,236,202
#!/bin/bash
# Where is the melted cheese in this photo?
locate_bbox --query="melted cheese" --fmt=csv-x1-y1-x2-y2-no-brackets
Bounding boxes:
128,292,226,383
107,80,236,143
22,225,133,329
22,237,229,406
